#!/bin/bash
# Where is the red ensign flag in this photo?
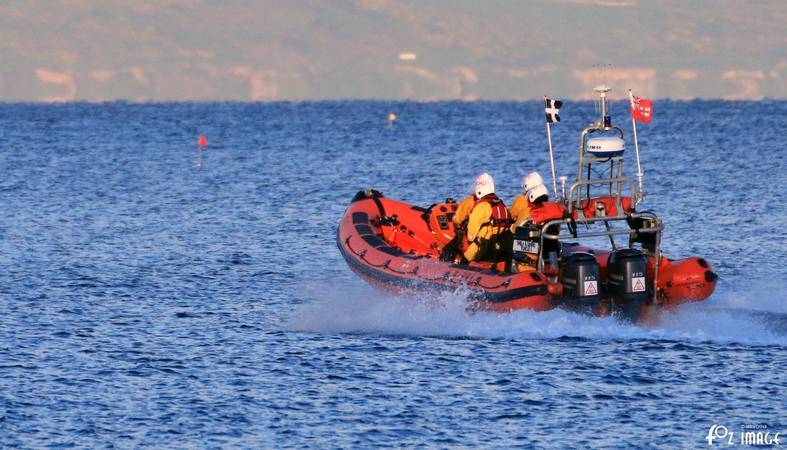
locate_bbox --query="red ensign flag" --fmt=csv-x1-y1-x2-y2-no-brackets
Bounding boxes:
631,96,653,123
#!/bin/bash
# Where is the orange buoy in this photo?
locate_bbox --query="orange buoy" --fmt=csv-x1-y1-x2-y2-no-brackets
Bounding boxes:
198,135,208,147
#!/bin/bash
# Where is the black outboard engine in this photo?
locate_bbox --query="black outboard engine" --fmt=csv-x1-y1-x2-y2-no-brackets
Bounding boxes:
606,248,649,321
558,252,601,314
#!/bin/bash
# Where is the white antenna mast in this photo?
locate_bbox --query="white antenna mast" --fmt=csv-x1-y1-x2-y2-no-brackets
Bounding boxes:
593,64,600,115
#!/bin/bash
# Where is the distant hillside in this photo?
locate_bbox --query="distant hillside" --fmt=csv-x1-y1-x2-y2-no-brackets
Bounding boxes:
1,0,785,101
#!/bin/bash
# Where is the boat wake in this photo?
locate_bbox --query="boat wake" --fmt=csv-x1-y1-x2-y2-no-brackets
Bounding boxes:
286,280,787,346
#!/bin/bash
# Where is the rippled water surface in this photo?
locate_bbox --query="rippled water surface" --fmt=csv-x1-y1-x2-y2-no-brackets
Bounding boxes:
1,100,785,448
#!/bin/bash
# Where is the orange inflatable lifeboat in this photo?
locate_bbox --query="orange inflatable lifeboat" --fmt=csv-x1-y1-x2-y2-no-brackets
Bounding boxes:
338,189,717,321
337,85,718,322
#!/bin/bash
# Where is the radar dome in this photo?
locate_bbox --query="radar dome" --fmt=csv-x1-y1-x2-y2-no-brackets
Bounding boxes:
586,137,625,157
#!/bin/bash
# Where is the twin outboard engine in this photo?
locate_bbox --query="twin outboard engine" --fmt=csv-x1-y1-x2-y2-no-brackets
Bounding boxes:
606,248,649,320
556,248,650,320
558,252,601,314
515,221,650,321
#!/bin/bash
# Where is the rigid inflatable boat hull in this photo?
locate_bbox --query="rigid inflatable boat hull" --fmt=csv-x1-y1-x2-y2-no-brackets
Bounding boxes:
337,192,717,320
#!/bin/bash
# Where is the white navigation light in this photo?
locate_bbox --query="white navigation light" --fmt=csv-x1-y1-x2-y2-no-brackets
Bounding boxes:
586,137,625,157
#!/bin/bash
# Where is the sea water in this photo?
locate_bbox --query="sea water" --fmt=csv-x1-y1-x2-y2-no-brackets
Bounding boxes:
0,100,785,448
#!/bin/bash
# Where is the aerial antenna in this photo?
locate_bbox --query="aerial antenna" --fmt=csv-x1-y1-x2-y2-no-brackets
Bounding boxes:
590,63,612,129
593,64,600,115
605,64,612,124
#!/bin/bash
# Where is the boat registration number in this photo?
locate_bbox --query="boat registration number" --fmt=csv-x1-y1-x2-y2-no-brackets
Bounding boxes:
513,239,539,254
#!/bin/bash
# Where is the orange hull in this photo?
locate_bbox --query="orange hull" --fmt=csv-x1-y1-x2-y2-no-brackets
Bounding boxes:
338,191,717,320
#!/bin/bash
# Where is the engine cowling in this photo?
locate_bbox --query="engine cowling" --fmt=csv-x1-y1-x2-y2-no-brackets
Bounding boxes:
607,248,649,321
558,252,601,314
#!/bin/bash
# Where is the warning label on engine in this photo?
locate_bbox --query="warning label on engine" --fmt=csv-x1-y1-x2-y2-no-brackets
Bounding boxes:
632,276,646,292
583,280,598,296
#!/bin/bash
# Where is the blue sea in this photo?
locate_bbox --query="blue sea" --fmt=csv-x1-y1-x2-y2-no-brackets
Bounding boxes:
1,99,785,448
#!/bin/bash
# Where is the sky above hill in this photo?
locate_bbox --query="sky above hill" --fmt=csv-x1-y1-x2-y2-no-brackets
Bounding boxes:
1,0,785,101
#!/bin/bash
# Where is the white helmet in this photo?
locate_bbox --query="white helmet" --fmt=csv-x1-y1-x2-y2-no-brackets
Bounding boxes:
522,172,543,194
474,173,495,198
527,183,548,203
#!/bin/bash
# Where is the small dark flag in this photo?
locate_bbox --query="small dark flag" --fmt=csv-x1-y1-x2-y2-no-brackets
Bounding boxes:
545,97,562,123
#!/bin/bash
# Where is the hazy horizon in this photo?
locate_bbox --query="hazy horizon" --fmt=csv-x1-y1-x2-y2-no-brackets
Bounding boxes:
2,0,785,102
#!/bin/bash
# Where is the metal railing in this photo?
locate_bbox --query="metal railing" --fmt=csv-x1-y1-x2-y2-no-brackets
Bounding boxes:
533,211,663,303
566,177,637,216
